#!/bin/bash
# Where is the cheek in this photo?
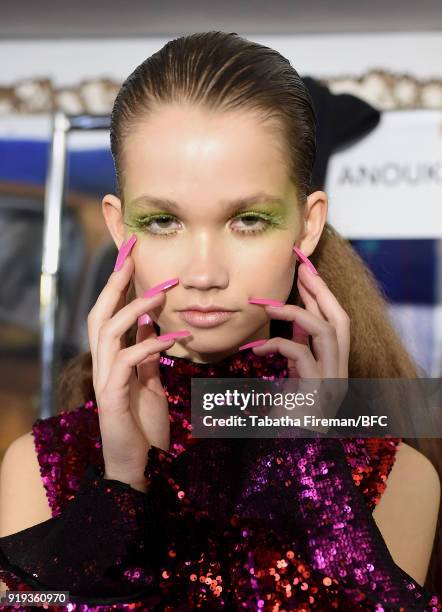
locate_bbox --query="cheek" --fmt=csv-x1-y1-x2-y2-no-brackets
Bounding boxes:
133,271,153,297
132,275,143,297
237,248,295,296
132,248,179,294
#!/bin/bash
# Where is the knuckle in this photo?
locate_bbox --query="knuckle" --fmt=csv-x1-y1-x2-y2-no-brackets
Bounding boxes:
87,309,96,327
341,312,351,328
96,387,108,405
116,348,130,366
115,349,127,365
135,295,150,311
301,343,311,356
99,319,113,338
106,272,119,287
333,302,350,326
322,322,336,337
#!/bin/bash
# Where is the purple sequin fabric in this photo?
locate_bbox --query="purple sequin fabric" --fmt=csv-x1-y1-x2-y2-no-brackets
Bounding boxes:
0,347,440,611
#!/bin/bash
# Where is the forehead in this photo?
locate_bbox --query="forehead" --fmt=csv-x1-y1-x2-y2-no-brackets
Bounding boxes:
123,104,291,204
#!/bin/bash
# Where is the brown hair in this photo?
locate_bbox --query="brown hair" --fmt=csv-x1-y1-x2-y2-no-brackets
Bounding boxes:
56,31,441,594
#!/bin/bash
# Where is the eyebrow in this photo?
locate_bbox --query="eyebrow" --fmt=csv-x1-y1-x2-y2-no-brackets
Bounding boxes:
127,191,286,214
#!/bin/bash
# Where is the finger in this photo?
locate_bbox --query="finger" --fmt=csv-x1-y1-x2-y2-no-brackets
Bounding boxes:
88,255,134,373
297,263,350,377
291,320,309,379
128,366,144,431
292,277,318,377
297,275,323,320
251,336,318,378
263,304,340,378
252,338,343,426
96,290,166,392
292,313,310,346
102,334,175,396
298,263,350,330
135,317,165,392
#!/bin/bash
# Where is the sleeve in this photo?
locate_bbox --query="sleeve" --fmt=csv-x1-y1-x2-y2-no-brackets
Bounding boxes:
226,437,441,611
0,460,163,604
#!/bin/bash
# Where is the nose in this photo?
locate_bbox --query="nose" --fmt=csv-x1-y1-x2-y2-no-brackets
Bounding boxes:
179,232,229,290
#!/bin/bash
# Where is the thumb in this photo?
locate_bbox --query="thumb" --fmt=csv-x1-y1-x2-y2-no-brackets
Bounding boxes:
288,320,310,379
136,315,163,390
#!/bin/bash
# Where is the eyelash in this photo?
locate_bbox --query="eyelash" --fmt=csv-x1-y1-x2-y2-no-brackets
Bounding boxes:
125,211,282,237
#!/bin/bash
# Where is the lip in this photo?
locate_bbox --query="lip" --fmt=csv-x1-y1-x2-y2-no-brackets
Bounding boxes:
178,310,236,328
178,305,235,312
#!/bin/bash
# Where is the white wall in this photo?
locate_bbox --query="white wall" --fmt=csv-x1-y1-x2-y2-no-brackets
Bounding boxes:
1,32,441,86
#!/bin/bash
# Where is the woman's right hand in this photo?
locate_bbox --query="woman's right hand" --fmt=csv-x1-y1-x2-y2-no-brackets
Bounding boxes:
87,251,190,491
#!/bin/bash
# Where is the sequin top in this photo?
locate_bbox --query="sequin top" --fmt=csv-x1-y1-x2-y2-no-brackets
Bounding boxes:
0,347,440,611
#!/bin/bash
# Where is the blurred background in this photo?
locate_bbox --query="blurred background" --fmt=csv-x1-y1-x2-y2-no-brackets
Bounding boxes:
0,1,441,461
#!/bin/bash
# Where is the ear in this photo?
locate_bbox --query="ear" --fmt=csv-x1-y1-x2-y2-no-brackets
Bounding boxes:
101,193,127,250
297,190,328,257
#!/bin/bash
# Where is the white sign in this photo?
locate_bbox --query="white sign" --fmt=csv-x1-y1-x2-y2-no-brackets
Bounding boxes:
326,110,442,238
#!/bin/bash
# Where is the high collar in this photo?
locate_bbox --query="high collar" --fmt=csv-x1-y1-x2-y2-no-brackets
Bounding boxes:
158,347,289,383
157,347,290,456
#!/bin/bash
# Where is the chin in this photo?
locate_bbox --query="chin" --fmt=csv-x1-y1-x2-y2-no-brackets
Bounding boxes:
182,336,238,350
178,336,244,357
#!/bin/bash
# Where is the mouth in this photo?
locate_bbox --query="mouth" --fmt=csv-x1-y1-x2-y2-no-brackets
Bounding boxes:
177,305,236,312
177,309,237,328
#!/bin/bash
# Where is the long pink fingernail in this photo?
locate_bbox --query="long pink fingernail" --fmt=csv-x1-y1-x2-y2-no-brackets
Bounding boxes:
157,330,192,341
138,313,152,327
238,339,268,351
248,298,284,307
143,278,180,298
293,245,319,275
114,234,137,272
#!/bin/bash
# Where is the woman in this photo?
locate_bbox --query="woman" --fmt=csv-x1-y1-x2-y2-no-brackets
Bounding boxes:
0,31,440,611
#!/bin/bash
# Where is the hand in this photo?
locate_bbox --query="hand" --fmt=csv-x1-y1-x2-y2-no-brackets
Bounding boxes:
250,263,350,429
87,253,189,488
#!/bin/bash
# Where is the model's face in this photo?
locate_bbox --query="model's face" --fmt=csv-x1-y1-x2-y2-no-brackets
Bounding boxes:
121,104,302,362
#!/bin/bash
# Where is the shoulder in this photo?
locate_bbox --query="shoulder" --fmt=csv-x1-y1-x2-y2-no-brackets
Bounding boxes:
1,430,37,475
32,399,99,444
31,399,103,516
373,441,440,585
392,441,440,481
1,430,39,483
0,431,52,536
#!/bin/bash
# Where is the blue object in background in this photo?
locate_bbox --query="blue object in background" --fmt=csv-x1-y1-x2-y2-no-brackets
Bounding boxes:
0,139,116,196
350,239,436,304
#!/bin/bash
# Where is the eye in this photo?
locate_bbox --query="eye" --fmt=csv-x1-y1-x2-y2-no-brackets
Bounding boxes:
126,211,278,238
230,213,272,235
130,214,181,236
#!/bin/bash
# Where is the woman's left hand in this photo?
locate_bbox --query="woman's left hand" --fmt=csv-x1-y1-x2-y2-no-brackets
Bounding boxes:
251,262,350,424
252,262,350,378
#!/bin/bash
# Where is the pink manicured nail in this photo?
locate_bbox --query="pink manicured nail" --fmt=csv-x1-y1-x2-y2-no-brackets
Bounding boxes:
143,278,180,298
238,339,268,351
137,313,152,327
157,330,191,341
114,233,137,272
293,245,319,275
248,298,284,308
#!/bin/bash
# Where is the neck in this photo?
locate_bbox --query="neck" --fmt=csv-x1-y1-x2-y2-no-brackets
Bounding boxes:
162,347,245,365
160,321,272,365
158,346,290,381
